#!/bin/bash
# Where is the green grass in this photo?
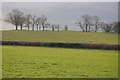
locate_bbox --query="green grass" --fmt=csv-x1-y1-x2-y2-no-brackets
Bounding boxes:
2,30,119,44
2,46,118,78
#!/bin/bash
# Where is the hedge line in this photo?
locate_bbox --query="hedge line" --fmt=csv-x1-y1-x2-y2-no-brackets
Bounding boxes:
1,41,120,50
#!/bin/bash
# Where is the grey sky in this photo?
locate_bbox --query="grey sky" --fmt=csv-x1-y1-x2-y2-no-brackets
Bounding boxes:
1,2,118,30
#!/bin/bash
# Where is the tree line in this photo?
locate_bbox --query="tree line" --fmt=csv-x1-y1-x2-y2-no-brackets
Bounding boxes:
6,9,120,33
6,9,61,31
76,15,120,33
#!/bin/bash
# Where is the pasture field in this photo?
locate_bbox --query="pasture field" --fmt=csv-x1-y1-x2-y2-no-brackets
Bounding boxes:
2,46,118,78
2,30,119,44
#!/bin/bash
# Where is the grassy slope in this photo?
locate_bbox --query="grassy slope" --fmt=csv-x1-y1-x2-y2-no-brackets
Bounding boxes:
2,46,118,78
2,30,119,44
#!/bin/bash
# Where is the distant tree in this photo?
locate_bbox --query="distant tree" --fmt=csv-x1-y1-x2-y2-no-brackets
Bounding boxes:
65,25,68,31
24,14,32,30
99,22,112,33
112,22,120,33
81,15,92,32
92,16,100,32
41,15,47,31
35,17,41,30
31,15,36,31
6,9,23,30
76,15,92,32
88,18,93,32
76,21,85,32
51,24,56,31
56,25,60,32
19,15,26,30
104,24,112,33
46,23,60,31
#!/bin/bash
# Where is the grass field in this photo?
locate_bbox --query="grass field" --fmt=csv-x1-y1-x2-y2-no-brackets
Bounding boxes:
2,46,118,78
2,30,119,44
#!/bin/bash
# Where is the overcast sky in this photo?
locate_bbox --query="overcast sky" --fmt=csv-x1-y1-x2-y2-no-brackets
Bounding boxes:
0,2,118,30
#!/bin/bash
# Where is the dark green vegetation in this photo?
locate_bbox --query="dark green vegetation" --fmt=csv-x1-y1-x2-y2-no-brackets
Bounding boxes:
2,30,119,44
2,41,119,50
2,46,118,78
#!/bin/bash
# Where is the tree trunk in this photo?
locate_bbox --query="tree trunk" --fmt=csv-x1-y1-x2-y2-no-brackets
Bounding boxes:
95,25,97,32
28,25,29,30
43,26,44,31
88,25,90,32
86,24,88,32
52,27,54,31
41,23,45,31
20,25,22,30
15,25,18,30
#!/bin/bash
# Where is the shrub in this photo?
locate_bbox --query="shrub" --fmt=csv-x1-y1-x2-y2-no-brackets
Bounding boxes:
1,41,119,50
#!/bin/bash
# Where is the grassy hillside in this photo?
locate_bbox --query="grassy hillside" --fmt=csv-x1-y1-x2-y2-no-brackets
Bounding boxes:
2,30,119,44
2,46,118,78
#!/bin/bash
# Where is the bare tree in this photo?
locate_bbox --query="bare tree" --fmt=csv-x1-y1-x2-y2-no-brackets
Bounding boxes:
25,14,32,30
19,15,26,30
41,15,47,31
81,15,92,32
88,19,93,32
50,24,56,31
112,22,120,33
99,22,112,33
31,15,36,31
104,24,112,33
76,21,85,32
46,23,60,31
92,16,100,32
6,9,23,30
35,17,41,30
76,15,92,32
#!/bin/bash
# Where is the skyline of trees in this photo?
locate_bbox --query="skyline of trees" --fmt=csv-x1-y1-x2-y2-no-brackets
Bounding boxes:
5,9,120,33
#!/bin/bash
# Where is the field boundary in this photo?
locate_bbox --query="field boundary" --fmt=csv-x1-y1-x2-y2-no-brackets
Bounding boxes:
1,41,120,50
